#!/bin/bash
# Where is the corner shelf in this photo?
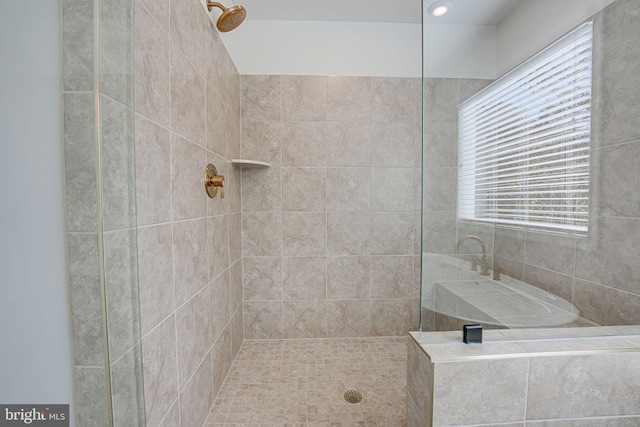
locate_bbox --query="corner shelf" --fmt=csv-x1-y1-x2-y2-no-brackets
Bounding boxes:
231,159,270,169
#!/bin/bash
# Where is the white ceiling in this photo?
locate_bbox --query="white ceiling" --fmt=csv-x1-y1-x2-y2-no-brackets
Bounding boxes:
236,0,526,25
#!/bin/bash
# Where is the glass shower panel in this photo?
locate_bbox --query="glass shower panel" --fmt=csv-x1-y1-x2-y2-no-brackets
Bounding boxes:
420,0,640,335
63,0,145,424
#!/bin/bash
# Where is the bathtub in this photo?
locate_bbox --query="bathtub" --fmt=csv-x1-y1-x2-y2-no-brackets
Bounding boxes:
421,253,582,328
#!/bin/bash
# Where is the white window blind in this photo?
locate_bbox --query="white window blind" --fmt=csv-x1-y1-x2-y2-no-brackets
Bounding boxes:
458,22,593,235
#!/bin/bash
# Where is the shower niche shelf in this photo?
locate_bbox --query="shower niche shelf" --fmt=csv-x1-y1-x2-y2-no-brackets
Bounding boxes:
231,159,270,169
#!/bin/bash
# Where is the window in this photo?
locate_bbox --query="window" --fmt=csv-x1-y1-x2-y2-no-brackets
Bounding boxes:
457,22,593,235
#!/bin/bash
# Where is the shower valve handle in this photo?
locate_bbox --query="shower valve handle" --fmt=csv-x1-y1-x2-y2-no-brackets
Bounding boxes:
205,164,225,198
210,175,225,198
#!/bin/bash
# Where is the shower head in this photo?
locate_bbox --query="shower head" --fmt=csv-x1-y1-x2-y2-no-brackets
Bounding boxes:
207,2,246,32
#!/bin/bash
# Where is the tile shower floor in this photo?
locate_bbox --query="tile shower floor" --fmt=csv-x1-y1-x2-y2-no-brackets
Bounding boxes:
205,337,407,426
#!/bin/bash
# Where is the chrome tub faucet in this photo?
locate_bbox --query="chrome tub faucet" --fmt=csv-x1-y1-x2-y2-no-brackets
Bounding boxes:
457,235,490,276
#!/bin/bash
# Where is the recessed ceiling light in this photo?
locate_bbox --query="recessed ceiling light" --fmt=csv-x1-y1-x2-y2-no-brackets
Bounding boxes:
431,5,449,17
427,1,453,18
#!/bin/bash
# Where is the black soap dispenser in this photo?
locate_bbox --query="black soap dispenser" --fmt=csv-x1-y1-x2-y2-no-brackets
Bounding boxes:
463,324,483,344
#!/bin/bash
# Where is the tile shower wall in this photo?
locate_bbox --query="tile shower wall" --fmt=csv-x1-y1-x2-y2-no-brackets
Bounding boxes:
62,0,107,420
422,0,640,330
134,0,243,426
407,334,640,426
240,75,421,339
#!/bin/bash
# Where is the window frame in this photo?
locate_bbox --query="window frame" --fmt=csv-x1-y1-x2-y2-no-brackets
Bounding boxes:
457,22,594,236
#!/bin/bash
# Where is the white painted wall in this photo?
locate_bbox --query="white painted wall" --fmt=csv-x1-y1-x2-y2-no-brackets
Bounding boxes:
218,0,615,79
422,0,616,80
220,20,422,77
423,24,497,79
0,0,75,417
220,19,498,78
497,0,615,76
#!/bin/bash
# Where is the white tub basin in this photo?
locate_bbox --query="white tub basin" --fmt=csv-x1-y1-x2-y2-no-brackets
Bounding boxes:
422,253,580,328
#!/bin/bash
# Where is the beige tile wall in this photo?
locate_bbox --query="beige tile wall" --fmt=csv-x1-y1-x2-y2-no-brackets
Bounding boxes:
407,335,640,426
240,75,422,339
134,0,243,426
